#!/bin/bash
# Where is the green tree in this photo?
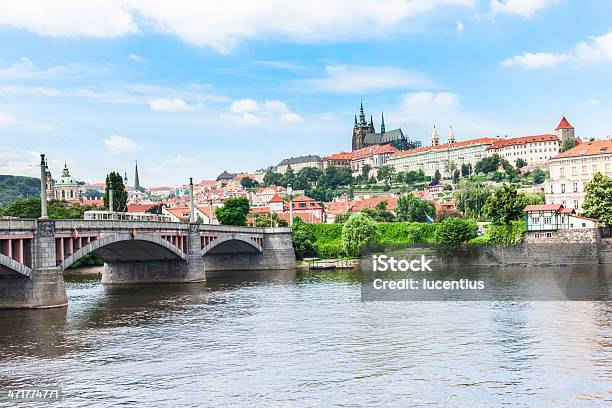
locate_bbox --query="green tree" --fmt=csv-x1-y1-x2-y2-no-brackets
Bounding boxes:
482,184,524,225
263,171,284,186
454,186,493,220
531,168,547,184
361,200,395,222
461,163,472,178
0,198,99,219
515,158,527,169
283,166,295,186
240,177,255,189
432,169,441,186
474,154,501,175
396,194,436,222
216,197,250,226
377,165,395,185
435,217,477,244
452,169,460,184
252,212,287,227
582,172,612,224
560,138,576,153
104,171,128,212
361,164,372,182
341,213,379,257
291,218,317,259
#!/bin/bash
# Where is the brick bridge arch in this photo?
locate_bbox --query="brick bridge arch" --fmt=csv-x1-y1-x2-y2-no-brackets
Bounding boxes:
201,234,263,256
0,253,32,278
60,232,187,270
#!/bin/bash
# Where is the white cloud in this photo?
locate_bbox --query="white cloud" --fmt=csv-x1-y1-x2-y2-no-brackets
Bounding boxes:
0,0,137,38
502,52,568,69
223,98,303,124
0,111,16,125
103,135,140,154
502,30,612,69
298,64,434,94
169,154,196,164
585,99,601,106
128,53,147,63
0,57,105,80
149,98,202,112
0,1,474,53
456,21,464,33
0,147,40,177
490,0,558,18
400,91,460,112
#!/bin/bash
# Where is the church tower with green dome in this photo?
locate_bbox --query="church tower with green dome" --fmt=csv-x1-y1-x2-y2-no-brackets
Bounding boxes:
54,161,81,201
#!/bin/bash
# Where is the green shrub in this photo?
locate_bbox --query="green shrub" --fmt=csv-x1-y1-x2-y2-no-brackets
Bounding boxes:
487,221,525,244
468,235,490,246
315,241,344,258
342,214,379,257
376,222,437,246
435,217,478,244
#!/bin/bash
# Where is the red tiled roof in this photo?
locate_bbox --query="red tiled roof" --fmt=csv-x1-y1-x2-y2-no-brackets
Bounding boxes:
352,144,398,160
269,194,284,203
524,204,563,212
83,199,104,206
352,195,398,212
391,138,497,158
555,116,574,130
291,194,314,202
323,201,355,215
554,139,612,159
277,212,323,223
165,207,191,220
128,204,156,213
323,152,352,161
490,134,559,149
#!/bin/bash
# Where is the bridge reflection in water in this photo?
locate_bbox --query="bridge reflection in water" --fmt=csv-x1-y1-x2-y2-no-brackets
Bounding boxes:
0,219,295,309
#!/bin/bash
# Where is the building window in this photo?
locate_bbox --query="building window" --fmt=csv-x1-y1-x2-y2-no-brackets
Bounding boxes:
572,166,577,175
545,232,552,238
532,217,540,224
560,168,565,177
544,217,552,224
561,184,565,193
574,200,579,209
582,222,587,228
573,182,578,192
534,233,540,238
582,166,587,174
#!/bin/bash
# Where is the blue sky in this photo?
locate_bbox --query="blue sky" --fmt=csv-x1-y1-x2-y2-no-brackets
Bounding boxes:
0,0,611,186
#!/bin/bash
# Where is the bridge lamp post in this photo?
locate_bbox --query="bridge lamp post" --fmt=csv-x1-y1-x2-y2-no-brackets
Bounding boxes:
208,199,213,225
40,154,48,219
287,183,293,227
109,189,114,212
189,178,195,223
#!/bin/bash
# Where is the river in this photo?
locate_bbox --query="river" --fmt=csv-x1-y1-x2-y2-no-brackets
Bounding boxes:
0,268,610,407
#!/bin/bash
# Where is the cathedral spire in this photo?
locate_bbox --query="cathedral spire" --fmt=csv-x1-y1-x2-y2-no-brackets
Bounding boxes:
448,125,455,144
134,160,141,192
358,100,366,126
369,114,374,128
380,111,386,134
354,114,358,128
431,125,439,146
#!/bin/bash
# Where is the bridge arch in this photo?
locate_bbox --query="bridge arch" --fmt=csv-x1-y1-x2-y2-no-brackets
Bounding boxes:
201,235,262,256
60,233,187,270
0,253,32,278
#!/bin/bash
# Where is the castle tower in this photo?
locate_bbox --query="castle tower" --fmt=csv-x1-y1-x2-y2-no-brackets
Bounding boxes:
352,101,370,150
555,116,575,143
134,160,142,192
431,125,439,146
448,125,456,144
380,112,386,134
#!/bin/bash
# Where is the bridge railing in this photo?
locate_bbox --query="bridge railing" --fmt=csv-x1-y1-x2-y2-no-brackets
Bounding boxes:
54,220,191,231
0,219,37,230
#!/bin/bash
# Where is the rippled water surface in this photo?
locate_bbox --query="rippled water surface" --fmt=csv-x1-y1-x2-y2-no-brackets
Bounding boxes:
0,269,610,407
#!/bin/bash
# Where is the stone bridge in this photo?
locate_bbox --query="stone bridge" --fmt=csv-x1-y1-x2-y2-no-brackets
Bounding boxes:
0,219,295,309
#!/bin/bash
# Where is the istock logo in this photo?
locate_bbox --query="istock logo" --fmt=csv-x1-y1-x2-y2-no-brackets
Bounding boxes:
372,255,433,272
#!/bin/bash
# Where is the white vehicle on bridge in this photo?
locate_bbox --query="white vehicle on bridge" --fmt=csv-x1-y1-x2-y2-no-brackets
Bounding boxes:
83,211,175,223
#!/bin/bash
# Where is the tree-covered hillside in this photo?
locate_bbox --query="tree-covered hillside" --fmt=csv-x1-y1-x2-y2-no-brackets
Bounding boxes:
0,175,40,208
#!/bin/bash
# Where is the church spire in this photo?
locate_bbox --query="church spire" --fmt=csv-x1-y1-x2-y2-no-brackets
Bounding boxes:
354,114,358,128
431,125,439,146
358,100,366,126
369,114,373,128
448,125,455,144
380,111,386,134
134,160,141,192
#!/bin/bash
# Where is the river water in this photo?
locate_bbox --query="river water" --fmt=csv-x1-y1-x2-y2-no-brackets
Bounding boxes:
0,268,610,407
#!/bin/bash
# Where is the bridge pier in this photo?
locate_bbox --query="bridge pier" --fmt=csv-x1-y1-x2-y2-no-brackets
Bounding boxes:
101,224,205,284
